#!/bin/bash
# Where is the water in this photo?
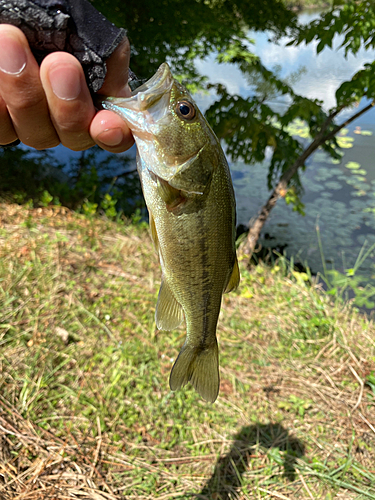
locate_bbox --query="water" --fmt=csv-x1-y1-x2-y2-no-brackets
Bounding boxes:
193,11,375,278
22,8,375,281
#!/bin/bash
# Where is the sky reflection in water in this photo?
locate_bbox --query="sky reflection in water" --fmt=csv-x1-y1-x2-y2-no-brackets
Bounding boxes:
194,11,375,277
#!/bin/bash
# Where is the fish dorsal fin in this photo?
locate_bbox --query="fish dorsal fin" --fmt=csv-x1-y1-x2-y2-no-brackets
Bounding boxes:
149,210,159,252
155,279,184,331
224,256,240,293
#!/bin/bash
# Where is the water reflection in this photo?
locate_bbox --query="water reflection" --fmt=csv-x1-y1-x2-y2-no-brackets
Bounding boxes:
193,12,375,280
232,121,375,277
196,11,375,113
3,7,375,283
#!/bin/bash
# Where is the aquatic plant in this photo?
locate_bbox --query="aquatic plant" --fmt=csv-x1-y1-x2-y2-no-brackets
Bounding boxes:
317,224,375,310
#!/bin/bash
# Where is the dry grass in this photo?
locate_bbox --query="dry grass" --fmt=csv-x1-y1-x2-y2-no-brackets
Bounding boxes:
0,203,375,499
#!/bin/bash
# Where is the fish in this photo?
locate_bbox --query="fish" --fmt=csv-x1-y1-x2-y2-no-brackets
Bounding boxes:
100,63,240,403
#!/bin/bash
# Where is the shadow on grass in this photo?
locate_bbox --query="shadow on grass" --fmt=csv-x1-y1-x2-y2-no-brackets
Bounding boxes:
197,423,305,500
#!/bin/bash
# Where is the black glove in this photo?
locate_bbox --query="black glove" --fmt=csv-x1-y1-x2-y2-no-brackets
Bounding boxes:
0,0,126,92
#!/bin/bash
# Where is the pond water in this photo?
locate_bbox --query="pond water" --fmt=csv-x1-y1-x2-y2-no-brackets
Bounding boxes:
38,9,375,284
193,10,375,281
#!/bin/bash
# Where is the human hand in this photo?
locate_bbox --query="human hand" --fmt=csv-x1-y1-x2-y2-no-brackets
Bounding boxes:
0,24,134,152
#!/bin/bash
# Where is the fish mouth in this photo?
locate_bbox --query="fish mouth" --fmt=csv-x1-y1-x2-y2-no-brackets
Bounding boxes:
97,63,174,137
128,63,174,112
128,63,172,99
99,63,174,113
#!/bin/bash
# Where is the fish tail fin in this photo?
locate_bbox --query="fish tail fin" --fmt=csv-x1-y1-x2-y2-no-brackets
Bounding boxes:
169,341,219,403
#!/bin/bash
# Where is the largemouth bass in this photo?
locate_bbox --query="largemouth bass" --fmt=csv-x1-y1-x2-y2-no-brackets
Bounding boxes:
100,63,240,403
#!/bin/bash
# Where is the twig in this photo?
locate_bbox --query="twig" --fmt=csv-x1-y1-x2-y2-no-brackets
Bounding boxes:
90,416,103,479
358,412,375,435
348,365,364,412
64,425,115,496
257,487,291,499
321,101,375,144
297,470,315,500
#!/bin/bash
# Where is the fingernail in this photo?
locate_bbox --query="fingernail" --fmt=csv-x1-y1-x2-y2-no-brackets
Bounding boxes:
0,35,27,74
49,64,81,100
96,128,124,147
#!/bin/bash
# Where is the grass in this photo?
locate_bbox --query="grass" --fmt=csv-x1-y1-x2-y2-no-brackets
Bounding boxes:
0,202,375,499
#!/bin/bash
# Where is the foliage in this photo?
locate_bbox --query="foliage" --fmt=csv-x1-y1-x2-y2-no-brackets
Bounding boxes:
283,0,332,7
0,145,144,217
204,0,375,207
293,0,375,56
284,186,305,215
92,0,297,84
0,146,63,203
4,0,375,257
317,226,375,310
291,0,375,106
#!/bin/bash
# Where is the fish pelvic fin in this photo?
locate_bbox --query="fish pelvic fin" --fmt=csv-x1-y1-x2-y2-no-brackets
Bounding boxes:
155,279,184,331
224,255,240,293
169,340,219,403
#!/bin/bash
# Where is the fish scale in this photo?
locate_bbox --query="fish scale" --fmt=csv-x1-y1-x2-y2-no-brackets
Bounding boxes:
100,63,240,402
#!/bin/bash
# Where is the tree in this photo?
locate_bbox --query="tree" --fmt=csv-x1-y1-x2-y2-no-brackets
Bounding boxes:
96,0,375,267
204,0,375,266
93,0,296,84
5,0,375,261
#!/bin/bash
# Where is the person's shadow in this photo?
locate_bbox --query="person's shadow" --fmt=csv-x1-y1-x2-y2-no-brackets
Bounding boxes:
197,423,305,500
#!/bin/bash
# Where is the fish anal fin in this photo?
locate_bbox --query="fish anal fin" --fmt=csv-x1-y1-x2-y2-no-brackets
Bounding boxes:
224,255,240,293
169,341,219,403
155,279,184,331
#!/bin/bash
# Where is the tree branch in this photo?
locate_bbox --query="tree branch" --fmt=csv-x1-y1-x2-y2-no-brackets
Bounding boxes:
321,101,375,144
116,169,138,178
240,101,375,266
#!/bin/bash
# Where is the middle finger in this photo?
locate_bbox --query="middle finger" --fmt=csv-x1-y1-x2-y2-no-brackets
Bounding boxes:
40,52,96,151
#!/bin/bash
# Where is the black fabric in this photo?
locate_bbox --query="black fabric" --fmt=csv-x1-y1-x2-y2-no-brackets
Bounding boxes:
0,0,126,92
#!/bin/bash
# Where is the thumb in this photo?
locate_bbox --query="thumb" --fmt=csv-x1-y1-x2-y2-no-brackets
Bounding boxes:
97,36,131,98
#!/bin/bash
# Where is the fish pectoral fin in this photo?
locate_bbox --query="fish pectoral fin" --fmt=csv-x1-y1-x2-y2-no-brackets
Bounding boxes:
224,255,240,293
155,279,184,331
149,210,159,252
156,176,182,205
169,340,219,403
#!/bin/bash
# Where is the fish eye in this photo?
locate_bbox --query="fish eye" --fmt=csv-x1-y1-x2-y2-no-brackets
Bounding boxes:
176,100,196,120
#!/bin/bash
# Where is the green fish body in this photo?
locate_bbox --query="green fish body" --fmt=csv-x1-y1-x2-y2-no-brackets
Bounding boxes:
101,63,239,402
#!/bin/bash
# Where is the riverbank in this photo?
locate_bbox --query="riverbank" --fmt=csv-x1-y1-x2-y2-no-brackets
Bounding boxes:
0,203,374,499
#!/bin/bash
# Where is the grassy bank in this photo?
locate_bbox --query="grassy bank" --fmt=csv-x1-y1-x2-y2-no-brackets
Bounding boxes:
0,203,375,499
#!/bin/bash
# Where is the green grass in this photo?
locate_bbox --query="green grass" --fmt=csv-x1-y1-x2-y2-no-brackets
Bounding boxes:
0,203,375,499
